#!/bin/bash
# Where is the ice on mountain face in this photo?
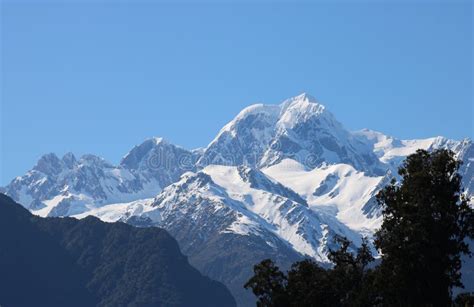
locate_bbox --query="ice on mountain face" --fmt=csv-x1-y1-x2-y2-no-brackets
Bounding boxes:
121,137,199,188
198,93,385,176
136,172,248,249
34,153,64,176
198,104,280,167
72,198,156,222
199,165,363,260
455,140,474,196
261,99,384,174
277,93,325,128
354,129,458,166
2,136,205,217
360,173,392,220
3,92,473,306
235,166,307,205
353,130,474,194
75,164,363,261
2,93,473,264
140,173,305,307
263,159,385,232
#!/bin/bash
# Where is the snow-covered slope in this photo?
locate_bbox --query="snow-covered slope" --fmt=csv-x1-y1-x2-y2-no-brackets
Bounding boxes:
4,138,195,217
198,93,385,175
200,165,363,260
263,159,386,232
120,137,199,184
4,92,472,259
354,129,473,196
261,94,385,175
3,93,472,306
76,166,363,261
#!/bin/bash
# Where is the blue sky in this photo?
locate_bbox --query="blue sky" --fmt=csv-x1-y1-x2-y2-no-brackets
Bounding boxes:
1,1,472,185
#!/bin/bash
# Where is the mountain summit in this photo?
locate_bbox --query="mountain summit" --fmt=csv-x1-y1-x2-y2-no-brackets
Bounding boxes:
3,93,473,306
199,93,384,175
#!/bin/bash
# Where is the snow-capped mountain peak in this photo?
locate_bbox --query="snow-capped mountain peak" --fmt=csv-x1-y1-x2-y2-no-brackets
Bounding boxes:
198,93,384,174
120,137,168,171
3,93,473,306
280,92,318,107
278,92,329,129
33,153,64,175
62,152,77,169
78,154,112,167
120,137,198,189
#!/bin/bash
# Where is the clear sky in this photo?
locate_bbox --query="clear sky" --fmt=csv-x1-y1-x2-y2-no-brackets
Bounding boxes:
1,1,472,185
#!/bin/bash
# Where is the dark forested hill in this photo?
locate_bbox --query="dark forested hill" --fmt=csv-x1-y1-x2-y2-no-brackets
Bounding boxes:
0,195,96,307
0,194,236,307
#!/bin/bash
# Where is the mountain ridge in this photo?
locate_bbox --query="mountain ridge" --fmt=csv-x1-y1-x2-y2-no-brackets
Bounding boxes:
0,193,236,307
3,93,473,306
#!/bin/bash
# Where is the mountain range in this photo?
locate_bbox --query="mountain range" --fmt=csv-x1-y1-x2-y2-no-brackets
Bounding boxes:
2,93,473,306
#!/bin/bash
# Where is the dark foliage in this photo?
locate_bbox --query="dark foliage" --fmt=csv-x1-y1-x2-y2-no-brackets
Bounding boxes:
244,259,289,307
454,292,474,307
325,237,377,306
244,237,375,307
0,194,236,307
245,149,474,306
374,149,474,306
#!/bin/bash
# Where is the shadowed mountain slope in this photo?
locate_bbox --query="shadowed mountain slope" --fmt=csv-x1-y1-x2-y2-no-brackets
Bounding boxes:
0,194,236,307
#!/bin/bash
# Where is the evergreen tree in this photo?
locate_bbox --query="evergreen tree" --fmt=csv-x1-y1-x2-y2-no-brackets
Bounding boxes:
244,259,289,307
454,292,474,307
326,237,377,306
374,149,474,306
245,237,376,307
245,149,473,306
286,259,334,306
